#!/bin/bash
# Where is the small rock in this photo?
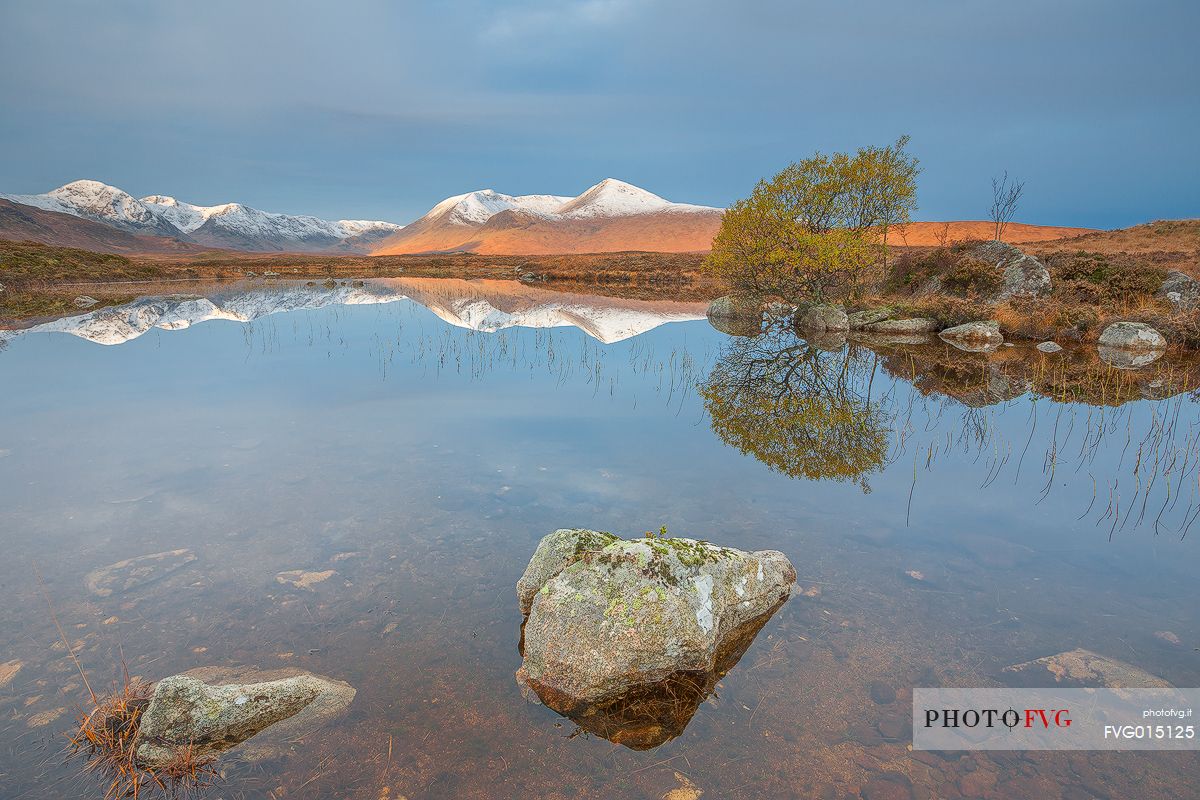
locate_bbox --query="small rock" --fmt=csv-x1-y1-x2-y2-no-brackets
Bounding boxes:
706,295,759,320
905,570,925,582
73,295,99,309
795,304,849,334
263,271,280,277
1156,271,1200,310
26,707,67,727
0,659,22,688
1036,341,1063,353
861,318,938,334
1154,631,1182,646
85,549,197,598
276,569,336,590
847,307,893,329
134,669,355,766
939,320,1003,352
1097,321,1166,351
663,771,703,800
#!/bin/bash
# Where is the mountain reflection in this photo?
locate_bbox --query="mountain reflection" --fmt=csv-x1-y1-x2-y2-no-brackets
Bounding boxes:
0,278,707,346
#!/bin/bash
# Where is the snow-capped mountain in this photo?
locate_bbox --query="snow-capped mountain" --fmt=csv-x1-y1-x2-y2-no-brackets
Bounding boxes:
1,180,403,253
419,189,573,227
1,180,184,238
373,178,723,255
556,178,711,218
0,279,706,347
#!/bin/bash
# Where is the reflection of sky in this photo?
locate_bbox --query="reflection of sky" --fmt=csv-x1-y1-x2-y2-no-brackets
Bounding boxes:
1,298,1198,686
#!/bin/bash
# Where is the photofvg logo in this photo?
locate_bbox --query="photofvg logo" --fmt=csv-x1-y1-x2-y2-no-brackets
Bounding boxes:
913,688,1199,751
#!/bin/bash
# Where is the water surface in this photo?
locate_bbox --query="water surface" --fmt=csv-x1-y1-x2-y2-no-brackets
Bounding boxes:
1,279,1197,799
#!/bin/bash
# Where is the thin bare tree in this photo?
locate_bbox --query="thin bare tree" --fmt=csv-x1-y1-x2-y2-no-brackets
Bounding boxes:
989,171,1025,242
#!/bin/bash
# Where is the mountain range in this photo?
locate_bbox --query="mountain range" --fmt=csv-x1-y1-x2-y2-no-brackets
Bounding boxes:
0,177,1098,257
0,180,403,254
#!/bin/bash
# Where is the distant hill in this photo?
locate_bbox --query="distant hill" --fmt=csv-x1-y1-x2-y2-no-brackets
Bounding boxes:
1,180,402,254
372,178,724,255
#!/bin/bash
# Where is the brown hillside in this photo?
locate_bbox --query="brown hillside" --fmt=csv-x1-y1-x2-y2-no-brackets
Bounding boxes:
886,221,1096,246
0,199,207,255
372,209,724,256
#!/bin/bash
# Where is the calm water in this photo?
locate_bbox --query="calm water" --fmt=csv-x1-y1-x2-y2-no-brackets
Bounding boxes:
0,278,1198,799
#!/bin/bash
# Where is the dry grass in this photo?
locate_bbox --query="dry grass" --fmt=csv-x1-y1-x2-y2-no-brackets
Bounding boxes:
68,669,218,800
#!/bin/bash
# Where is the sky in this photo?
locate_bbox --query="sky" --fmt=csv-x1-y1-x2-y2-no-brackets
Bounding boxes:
0,0,1196,228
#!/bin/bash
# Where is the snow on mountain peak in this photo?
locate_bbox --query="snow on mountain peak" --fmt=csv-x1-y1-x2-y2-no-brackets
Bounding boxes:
555,178,671,218
410,178,718,230
421,189,571,226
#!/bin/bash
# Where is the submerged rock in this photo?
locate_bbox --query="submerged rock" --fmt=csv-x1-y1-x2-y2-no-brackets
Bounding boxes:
847,307,893,329
795,304,848,334
939,320,1003,352
1156,271,1199,310
968,240,1052,300
1097,321,1166,351
275,569,337,590
1002,648,1172,689
516,529,794,747
1036,341,1063,353
134,668,355,766
85,549,197,598
861,317,938,334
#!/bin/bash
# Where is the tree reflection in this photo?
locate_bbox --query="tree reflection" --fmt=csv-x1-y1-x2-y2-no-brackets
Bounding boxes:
701,328,889,489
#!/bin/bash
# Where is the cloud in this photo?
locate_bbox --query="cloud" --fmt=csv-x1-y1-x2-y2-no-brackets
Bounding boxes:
481,0,639,42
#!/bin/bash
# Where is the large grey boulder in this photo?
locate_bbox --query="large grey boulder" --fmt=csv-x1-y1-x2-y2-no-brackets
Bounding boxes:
846,308,893,329
861,317,938,334
1156,271,1199,310
1097,321,1166,350
134,669,355,766
969,241,1052,300
939,320,1003,352
516,530,795,709
795,304,848,334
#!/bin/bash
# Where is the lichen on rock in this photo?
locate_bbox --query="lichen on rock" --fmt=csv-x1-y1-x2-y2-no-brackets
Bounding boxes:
515,527,795,741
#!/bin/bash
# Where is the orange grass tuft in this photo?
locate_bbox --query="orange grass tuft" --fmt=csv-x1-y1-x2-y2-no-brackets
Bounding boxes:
68,669,218,799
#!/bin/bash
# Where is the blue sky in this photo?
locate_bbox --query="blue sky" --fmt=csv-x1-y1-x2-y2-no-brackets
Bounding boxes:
1,0,1196,227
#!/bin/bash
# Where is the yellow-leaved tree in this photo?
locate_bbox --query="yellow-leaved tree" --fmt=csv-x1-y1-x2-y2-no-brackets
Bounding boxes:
706,137,919,305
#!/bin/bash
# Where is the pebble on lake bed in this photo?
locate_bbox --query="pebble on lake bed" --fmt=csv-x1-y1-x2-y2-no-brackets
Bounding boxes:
0,659,21,688
276,569,336,589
